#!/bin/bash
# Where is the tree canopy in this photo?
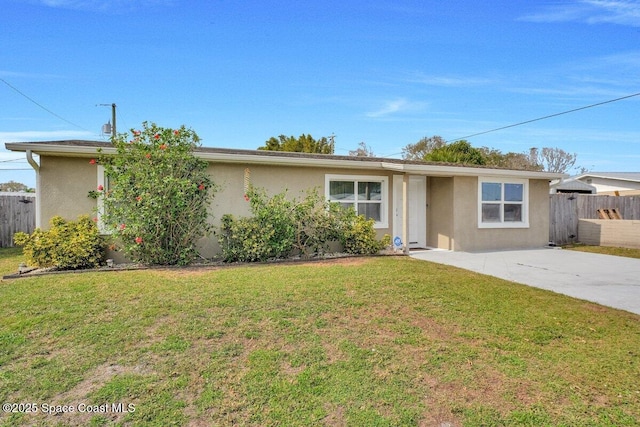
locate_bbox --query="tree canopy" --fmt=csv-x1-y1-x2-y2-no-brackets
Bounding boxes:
424,140,486,165
401,135,579,173
529,147,577,173
348,141,375,157
258,134,335,154
401,136,447,160
0,180,33,192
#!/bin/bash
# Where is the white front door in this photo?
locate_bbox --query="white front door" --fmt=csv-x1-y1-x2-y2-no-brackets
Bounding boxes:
408,176,427,248
393,175,427,249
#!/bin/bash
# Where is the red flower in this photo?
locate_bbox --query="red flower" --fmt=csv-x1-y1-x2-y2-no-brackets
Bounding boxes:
154,134,160,140
173,130,179,135
133,130,141,136
135,236,143,244
97,184,104,191
145,153,151,159
136,196,142,202
159,143,167,150
244,194,250,202
89,159,96,165
119,223,126,230
198,184,205,191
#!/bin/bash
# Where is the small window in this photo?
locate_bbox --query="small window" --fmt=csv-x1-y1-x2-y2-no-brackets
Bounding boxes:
326,175,388,228
478,178,529,228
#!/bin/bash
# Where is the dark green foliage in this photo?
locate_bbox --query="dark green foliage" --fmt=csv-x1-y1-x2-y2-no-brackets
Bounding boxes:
258,134,335,154
218,187,388,262
424,140,486,165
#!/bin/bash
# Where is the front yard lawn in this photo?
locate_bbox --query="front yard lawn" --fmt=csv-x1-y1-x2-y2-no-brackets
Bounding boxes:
1,248,639,426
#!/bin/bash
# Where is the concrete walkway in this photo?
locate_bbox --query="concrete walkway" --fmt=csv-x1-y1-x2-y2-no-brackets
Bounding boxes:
410,248,640,315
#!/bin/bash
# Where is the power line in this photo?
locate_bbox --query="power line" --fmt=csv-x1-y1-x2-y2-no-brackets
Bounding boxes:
447,91,640,143
0,78,90,131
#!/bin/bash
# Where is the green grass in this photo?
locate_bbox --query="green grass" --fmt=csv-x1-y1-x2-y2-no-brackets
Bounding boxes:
1,248,640,426
564,244,640,259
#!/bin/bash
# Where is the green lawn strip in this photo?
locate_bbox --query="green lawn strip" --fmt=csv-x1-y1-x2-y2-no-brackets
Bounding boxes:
0,247,24,278
0,255,639,426
564,244,640,259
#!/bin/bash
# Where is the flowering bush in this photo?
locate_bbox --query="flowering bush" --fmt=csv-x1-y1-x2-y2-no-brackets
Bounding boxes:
95,122,215,265
13,215,104,269
218,186,387,262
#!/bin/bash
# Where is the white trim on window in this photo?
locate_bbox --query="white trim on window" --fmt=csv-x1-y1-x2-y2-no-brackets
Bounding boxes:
96,165,109,233
478,177,529,229
325,174,388,228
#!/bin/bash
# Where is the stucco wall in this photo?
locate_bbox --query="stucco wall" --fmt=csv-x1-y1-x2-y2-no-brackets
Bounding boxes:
39,156,97,228
451,177,550,252
578,219,640,249
36,154,553,257
203,162,394,256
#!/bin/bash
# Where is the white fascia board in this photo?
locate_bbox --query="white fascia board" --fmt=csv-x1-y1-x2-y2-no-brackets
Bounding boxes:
400,163,566,180
5,143,116,156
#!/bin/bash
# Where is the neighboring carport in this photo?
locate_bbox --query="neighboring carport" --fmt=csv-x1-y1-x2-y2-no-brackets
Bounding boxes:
410,248,640,315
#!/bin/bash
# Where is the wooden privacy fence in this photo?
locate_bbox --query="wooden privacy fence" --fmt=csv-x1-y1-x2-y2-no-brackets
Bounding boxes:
0,192,36,247
549,193,640,245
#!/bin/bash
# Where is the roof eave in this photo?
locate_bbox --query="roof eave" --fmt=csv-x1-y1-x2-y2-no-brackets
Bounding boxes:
5,142,566,180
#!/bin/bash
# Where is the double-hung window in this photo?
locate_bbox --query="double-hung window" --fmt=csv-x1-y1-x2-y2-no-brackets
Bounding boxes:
478,177,529,228
325,174,388,228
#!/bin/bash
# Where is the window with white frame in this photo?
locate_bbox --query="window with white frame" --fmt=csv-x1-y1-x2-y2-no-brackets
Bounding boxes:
325,174,388,228
478,177,529,228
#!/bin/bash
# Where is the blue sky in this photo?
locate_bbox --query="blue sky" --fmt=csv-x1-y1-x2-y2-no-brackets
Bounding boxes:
2,0,639,188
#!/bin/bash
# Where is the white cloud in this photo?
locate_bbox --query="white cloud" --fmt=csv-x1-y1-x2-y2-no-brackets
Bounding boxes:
403,73,494,87
365,98,426,118
31,0,174,13
521,0,640,27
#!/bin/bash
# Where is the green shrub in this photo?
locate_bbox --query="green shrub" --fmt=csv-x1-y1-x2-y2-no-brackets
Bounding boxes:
218,188,296,262
95,122,215,265
13,215,104,269
337,208,389,255
218,187,388,262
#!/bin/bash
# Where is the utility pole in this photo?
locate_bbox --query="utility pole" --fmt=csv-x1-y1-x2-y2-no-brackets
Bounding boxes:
111,103,116,136
99,103,117,138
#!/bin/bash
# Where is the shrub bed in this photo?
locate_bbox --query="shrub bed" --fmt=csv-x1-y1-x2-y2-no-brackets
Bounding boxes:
218,187,389,262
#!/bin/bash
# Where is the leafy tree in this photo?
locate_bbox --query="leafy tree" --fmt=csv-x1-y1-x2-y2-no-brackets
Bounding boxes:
349,141,375,157
401,135,578,172
94,122,215,265
401,136,446,160
529,147,577,173
259,134,335,154
479,147,542,171
0,180,33,192
424,140,486,165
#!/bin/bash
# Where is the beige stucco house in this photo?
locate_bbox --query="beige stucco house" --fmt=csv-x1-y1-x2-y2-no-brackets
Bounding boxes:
5,140,564,256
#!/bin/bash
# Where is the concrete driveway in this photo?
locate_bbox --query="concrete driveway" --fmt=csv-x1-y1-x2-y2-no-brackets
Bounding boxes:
410,248,640,315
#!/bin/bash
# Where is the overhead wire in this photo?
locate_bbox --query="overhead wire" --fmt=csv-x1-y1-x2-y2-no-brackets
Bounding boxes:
446,91,640,143
0,78,91,132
